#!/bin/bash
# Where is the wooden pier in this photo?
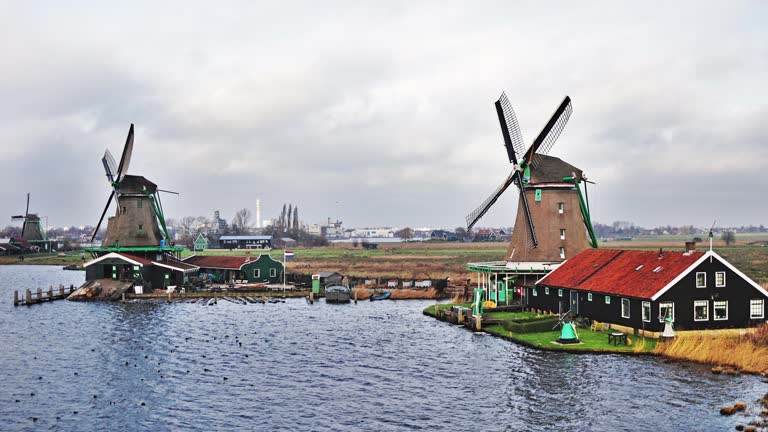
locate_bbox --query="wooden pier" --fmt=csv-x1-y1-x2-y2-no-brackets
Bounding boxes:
14,285,77,306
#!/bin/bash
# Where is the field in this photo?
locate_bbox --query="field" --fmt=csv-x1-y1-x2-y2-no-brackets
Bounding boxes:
1,236,767,284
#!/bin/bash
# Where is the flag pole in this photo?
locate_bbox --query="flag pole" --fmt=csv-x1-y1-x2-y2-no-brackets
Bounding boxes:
283,248,286,297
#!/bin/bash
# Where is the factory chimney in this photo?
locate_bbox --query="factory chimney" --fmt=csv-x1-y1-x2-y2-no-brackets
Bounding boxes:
256,199,262,229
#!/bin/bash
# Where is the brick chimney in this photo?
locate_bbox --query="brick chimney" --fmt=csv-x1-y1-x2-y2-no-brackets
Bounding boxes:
685,241,696,252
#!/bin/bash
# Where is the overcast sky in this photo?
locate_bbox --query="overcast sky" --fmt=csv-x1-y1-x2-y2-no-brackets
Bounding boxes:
1,1,766,230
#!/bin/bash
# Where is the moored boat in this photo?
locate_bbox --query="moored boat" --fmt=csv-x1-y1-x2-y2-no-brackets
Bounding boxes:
325,284,351,303
370,292,391,301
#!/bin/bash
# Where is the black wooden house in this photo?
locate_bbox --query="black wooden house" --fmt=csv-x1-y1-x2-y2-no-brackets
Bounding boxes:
530,248,768,332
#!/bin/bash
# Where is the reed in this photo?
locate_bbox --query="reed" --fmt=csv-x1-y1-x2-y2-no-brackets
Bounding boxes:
654,327,768,374
389,288,440,300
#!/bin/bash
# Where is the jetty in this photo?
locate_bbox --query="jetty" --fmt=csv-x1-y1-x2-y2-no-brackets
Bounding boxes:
13,284,77,306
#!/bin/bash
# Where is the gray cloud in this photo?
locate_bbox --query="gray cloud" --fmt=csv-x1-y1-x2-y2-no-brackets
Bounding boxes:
1,1,766,230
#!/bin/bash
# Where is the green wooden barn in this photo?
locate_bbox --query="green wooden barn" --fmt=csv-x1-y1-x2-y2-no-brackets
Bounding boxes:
183,254,283,284
193,233,209,251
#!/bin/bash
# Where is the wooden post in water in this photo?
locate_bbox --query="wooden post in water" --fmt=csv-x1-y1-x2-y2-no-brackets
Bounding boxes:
60,285,65,297
122,292,126,303
48,286,53,301
476,315,482,331
37,288,42,304
457,308,463,323
354,289,358,304
168,291,172,303
26,289,32,306
13,290,18,306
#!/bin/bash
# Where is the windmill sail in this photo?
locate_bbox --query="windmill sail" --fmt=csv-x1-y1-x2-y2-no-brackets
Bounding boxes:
102,150,117,184
466,170,518,230
529,96,572,168
115,124,134,181
495,93,526,165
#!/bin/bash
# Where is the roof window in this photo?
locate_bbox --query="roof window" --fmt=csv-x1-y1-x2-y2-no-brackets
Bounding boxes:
653,266,662,273
635,265,644,271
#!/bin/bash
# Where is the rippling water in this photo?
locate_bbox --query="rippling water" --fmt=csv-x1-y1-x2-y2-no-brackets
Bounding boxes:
1,265,765,431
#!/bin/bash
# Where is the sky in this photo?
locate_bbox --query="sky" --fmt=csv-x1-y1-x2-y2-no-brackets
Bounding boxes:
1,1,766,230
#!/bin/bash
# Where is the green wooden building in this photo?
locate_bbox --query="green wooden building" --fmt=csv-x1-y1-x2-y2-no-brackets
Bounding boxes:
183,254,283,284
193,233,209,251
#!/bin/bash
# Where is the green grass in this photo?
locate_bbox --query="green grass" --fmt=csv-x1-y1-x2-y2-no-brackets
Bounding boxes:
484,311,542,321
484,325,657,352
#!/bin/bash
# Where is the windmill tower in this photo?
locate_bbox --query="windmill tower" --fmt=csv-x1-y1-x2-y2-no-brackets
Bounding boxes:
91,124,176,250
11,193,48,249
466,93,598,265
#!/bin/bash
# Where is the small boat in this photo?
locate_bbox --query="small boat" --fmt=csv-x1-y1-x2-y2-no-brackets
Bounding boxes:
325,284,351,303
370,292,391,301
267,297,285,304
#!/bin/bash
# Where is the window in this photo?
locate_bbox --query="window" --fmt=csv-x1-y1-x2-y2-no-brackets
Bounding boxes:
642,301,651,322
696,272,706,288
535,189,542,201
635,265,644,271
532,288,538,297
558,203,564,214
560,229,566,240
270,268,276,277
715,272,726,287
605,295,611,305
713,301,728,320
254,269,261,278
545,287,550,295
138,224,143,233
659,302,675,322
653,266,662,273
621,298,630,318
122,206,127,214
559,247,565,259
138,199,143,208
694,300,709,321
588,293,593,302
558,289,563,297
750,299,764,319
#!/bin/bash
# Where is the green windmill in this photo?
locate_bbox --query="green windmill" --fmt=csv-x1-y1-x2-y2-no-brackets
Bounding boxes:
554,309,579,344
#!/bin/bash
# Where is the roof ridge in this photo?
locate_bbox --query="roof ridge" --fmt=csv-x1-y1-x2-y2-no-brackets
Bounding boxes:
574,250,624,286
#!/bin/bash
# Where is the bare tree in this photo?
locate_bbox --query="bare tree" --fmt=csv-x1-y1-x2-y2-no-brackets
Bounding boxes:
721,231,736,246
395,227,413,240
232,208,253,235
280,204,287,233
293,206,299,233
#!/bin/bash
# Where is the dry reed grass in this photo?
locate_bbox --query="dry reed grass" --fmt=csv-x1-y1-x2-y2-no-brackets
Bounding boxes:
654,325,768,374
349,287,441,300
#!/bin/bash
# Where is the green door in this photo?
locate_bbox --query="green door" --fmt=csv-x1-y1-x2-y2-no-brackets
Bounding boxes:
498,281,507,302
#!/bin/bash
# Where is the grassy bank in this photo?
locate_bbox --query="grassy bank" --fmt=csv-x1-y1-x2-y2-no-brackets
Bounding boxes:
424,304,656,354
653,325,768,374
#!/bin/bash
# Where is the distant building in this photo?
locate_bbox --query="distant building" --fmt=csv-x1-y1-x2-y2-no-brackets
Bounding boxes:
218,235,273,250
193,233,209,251
430,230,458,241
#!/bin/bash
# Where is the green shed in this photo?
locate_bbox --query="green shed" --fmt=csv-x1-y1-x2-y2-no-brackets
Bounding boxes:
242,254,283,284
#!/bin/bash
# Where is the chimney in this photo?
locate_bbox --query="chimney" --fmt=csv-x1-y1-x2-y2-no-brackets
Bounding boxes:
658,247,663,259
685,241,696,252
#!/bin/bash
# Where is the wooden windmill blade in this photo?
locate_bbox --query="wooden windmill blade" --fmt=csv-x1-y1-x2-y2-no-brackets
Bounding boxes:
115,123,134,182
102,149,117,184
521,96,572,169
517,186,537,250
91,190,115,242
495,92,526,165
466,170,518,230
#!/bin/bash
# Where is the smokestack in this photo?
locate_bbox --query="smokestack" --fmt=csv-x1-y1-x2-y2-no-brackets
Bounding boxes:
256,199,261,229
685,241,696,252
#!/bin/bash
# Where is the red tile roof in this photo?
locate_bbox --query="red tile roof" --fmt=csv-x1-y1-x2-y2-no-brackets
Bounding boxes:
183,255,251,270
538,249,705,299
118,253,154,266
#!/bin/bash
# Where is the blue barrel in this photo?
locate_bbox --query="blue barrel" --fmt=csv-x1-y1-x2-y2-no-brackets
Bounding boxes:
160,239,166,248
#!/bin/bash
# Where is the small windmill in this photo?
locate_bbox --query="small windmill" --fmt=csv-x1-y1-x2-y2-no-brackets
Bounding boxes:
11,193,47,244
91,124,177,249
553,309,579,344
466,93,598,263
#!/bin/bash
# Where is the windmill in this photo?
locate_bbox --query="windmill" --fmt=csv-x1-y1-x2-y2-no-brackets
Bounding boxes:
91,124,176,249
466,93,598,263
11,193,48,248
553,309,580,344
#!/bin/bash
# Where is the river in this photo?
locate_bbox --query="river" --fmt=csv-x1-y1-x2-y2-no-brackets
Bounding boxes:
0,265,764,431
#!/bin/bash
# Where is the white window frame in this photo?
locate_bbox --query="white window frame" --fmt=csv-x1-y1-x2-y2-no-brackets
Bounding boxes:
715,271,726,288
558,203,564,214
713,300,728,321
642,301,651,322
694,300,709,321
558,289,563,297
588,293,593,302
621,298,630,319
532,288,538,297
559,247,565,259
659,302,675,322
605,295,611,305
560,229,565,240
750,299,764,319
696,272,706,288
254,269,261,278
270,268,277,277
545,287,550,295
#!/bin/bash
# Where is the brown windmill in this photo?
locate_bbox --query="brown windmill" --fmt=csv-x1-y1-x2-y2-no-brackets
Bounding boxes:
90,124,176,250
466,93,598,264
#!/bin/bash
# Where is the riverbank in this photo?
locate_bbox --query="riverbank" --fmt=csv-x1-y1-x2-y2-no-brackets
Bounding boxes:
425,304,768,373
424,304,657,355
